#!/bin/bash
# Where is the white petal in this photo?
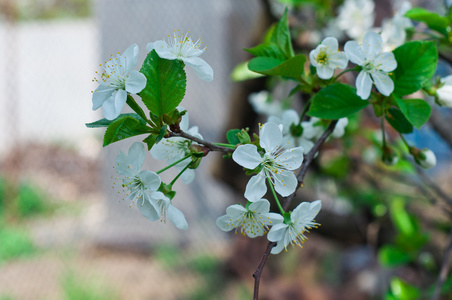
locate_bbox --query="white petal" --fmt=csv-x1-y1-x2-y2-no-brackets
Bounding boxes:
180,168,195,184
128,142,145,170
270,242,285,254
266,212,284,225
260,122,283,153
281,110,299,131
344,41,365,65
137,193,160,221
362,32,383,61
267,223,288,242
168,204,188,230
355,71,373,100
216,215,234,232
244,172,267,202
92,85,115,110
125,70,147,94
273,171,298,197
139,170,161,191
309,48,321,67
371,71,394,96
154,40,178,60
232,144,262,170
182,56,214,82
373,52,397,73
225,204,247,218
249,199,270,214
329,52,348,69
275,147,304,170
297,138,314,154
316,65,335,80
102,89,127,120
179,107,189,131
115,151,136,177
292,200,321,223
122,43,139,71
146,42,154,52
321,37,339,51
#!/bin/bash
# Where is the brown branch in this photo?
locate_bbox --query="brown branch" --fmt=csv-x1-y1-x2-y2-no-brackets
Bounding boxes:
432,226,452,300
252,120,338,300
167,130,235,154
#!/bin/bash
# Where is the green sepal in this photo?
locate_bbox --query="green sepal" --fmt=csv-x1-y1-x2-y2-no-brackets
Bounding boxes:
394,96,431,129
103,115,152,147
290,123,303,137
282,212,291,224
158,183,176,200
385,108,414,134
237,129,251,144
248,55,306,80
139,50,187,116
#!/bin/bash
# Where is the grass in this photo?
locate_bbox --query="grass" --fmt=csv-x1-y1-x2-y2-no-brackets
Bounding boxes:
61,272,120,300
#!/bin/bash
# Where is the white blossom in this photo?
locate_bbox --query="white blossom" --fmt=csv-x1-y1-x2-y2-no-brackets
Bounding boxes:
380,1,412,51
437,75,452,107
232,122,304,202
302,117,349,140
344,31,397,99
248,91,284,117
216,199,283,238
417,148,437,169
92,44,147,120
309,37,348,80
267,200,322,254
147,30,213,82
337,0,375,40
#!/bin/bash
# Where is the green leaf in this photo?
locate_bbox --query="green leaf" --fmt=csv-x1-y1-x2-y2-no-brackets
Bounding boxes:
307,83,368,119
85,113,145,128
126,95,147,122
139,50,187,116
394,97,431,129
378,245,412,267
393,41,438,97
103,115,151,147
270,8,294,58
389,197,415,237
248,55,306,79
226,129,241,145
405,8,449,36
385,108,413,134
390,277,420,300
244,43,286,60
230,61,263,82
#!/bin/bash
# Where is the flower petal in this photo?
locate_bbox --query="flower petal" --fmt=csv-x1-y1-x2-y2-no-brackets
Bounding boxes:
329,52,348,69
128,142,145,170
270,242,285,254
362,31,383,61
125,70,147,94
137,193,160,221
317,65,335,80
259,122,283,153
297,138,314,154
139,170,161,191
249,199,270,214
355,71,373,100
216,215,234,232
275,147,304,170
92,85,115,110
344,41,365,65
226,204,247,218
122,43,139,71
102,89,127,120
266,212,284,225
232,144,262,170
180,168,195,184
267,223,288,242
153,40,178,60
273,171,298,197
182,56,214,82
373,52,397,72
371,71,394,96
244,172,267,202
168,204,188,230
321,37,339,51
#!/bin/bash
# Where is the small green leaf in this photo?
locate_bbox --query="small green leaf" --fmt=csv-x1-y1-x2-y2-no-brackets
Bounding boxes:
390,277,420,300
390,197,416,237
226,129,241,145
307,83,369,119
393,41,438,97
86,113,145,128
244,43,286,60
248,55,306,79
103,115,151,147
143,134,158,151
405,8,449,36
270,8,294,59
140,50,187,116
394,97,431,129
385,108,413,134
230,61,263,82
378,245,412,267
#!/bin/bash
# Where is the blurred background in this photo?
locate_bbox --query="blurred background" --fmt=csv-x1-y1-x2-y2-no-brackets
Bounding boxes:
0,0,452,299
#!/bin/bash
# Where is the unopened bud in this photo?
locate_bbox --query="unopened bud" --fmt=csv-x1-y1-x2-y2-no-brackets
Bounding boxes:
413,148,437,169
382,146,398,166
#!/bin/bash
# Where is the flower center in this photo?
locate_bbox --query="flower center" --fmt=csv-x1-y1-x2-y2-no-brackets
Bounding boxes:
316,50,329,65
167,30,207,58
95,53,129,89
362,61,374,72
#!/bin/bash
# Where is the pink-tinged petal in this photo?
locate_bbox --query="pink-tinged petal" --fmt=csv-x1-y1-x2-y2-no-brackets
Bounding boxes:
154,40,178,60
355,71,373,100
344,41,365,65
128,142,145,170
275,147,304,170
168,204,188,230
329,52,348,69
317,65,335,80
371,71,394,96
182,56,214,82
122,43,139,71
362,32,383,61
102,89,127,120
232,144,262,170
138,170,161,191
92,85,115,110
125,70,147,94
373,52,397,72
260,122,283,153
322,37,339,51
249,199,270,214
137,193,160,221
244,172,267,202
273,171,298,197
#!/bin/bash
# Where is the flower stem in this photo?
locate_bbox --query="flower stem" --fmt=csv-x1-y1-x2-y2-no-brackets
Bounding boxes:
156,155,191,174
298,98,312,126
266,176,285,215
213,143,236,149
381,117,387,148
399,133,411,150
332,68,355,82
169,161,193,187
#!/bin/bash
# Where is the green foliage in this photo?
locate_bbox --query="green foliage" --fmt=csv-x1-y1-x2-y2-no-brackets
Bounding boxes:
378,245,412,267
308,83,368,119
394,97,431,129
85,113,144,128
387,277,421,300
245,43,287,60
230,61,263,81
0,225,35,263
248,55,306,80
140,50,187,116
61,272,119,300
226,129,241,145
385,108,413,134
103,114,151,147
269,8,294,59
154,244,181,268
393,41,438,97
405,8,449,36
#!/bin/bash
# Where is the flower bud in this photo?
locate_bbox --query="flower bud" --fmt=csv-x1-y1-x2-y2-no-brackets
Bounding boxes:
382,146,398,166
436,75,452,107
412,147,437,169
